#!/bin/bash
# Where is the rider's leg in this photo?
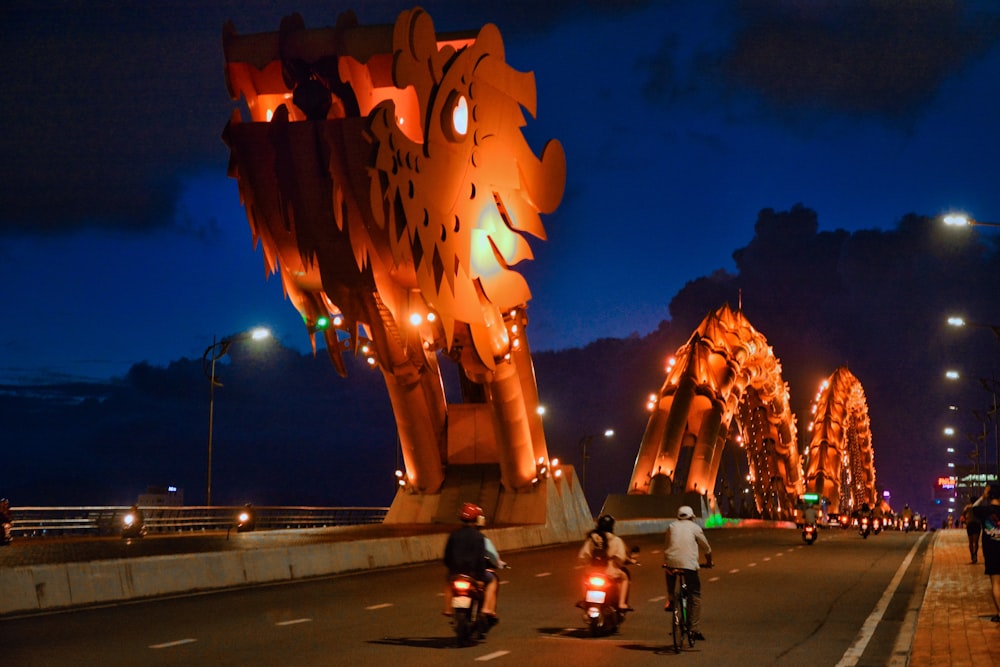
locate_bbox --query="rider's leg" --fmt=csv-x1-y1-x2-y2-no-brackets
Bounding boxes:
481,572,498,616
685,570,703,632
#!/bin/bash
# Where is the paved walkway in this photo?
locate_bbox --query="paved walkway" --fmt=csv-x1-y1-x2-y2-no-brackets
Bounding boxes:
908,528,999,666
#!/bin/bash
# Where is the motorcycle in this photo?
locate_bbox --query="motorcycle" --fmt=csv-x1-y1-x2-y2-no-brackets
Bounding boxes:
1,521,12,546
872,517,882,535
121,508,147,539
448,573,489,646
802,523,817,545
235,505,256,533
838,514,850,529
859,516,871,539
577,545,639,637
902,517,912,533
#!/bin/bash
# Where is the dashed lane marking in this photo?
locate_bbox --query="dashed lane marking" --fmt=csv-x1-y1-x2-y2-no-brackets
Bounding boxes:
365,603,393,610
535,572,552,577
149,639,197,649
476,650,511,661
276,618,312,626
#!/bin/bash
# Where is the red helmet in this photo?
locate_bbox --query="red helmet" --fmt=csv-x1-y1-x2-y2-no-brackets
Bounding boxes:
459,502,483,522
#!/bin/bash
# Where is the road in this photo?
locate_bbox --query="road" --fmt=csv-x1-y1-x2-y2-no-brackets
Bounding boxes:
0,527,930,666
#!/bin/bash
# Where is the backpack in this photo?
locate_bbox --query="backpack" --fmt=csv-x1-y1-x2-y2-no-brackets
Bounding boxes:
589,532,609,566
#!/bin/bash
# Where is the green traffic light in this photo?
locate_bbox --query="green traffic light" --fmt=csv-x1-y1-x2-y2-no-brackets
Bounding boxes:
316,316,330,330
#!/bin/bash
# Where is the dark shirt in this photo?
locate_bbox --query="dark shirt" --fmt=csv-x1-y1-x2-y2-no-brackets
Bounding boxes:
444,525,487,579
972,502,1000,542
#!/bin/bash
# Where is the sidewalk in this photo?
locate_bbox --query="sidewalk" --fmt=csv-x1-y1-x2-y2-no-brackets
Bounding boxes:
908,528,999,666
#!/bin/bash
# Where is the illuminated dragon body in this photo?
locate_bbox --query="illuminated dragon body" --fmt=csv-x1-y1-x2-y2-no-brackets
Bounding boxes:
223,8,565,499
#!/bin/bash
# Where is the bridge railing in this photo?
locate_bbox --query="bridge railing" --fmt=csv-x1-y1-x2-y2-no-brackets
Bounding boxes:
5,506,389,537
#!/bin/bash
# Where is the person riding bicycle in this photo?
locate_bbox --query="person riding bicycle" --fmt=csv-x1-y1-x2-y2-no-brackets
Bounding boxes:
578,514,635,612
663,505,713,641
443,502,500,625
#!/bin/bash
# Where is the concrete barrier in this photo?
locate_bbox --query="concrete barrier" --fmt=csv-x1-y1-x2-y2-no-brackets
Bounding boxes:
0,484,768,617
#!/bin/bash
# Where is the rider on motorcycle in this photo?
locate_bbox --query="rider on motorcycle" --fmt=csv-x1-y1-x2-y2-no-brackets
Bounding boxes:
443,503,500,625
578,514,635,612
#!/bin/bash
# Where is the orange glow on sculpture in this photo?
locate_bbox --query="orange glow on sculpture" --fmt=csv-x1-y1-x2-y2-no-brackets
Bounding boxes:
222,8,565,499
803,367,877,514
628,304,804,521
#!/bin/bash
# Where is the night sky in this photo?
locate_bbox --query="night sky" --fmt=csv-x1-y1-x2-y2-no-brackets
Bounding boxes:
2,2,999,515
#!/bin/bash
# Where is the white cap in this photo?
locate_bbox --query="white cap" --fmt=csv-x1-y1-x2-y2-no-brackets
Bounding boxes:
677,505,695,519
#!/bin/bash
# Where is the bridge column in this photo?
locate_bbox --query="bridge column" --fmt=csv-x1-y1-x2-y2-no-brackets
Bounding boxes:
484,361,537,491
508,312,548,465
686,400,724,495
382,363,447,494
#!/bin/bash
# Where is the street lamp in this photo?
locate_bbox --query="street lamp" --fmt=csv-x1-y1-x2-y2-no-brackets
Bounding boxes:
944,367,1000,487
579,428,615,495
946,315,1000,343
202,327,271,506
941,213,1000,228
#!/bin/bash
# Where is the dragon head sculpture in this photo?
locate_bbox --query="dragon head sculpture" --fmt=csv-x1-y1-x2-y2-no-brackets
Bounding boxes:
223,7,565,380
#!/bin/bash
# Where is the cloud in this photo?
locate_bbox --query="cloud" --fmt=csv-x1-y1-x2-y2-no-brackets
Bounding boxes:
635,2,1000,129
717,1,1000,121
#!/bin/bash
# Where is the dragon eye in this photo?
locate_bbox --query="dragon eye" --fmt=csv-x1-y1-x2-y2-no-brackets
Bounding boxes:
442,92,469,141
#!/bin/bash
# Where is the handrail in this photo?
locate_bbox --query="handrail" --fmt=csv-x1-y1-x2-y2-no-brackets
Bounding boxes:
4,505,389,537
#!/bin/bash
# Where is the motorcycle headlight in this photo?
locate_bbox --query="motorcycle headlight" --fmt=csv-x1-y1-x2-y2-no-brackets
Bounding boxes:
124,514,135,526
239,512,250,522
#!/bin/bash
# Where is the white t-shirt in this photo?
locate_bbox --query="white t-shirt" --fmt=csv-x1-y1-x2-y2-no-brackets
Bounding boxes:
663,519,711,570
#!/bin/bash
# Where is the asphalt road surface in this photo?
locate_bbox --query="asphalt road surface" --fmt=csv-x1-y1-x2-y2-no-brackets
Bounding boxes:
0,527,930,666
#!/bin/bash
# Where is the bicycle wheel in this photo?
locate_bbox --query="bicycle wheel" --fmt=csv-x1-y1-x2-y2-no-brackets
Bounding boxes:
680,588,692,648
672,603,682,653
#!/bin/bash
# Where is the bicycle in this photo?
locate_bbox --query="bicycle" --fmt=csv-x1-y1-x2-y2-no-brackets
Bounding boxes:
664,566,693,653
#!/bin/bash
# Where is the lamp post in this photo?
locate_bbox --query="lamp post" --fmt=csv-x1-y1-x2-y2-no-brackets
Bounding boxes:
579,428,615,495
945,368,1000,488
202,327,270,506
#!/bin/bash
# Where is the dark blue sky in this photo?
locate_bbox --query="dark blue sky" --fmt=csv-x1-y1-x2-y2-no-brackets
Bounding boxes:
2,2,1000,511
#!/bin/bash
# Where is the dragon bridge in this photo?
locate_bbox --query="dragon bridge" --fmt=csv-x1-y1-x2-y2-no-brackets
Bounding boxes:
222,8,565,509
803,367,878,515
627,304,804,521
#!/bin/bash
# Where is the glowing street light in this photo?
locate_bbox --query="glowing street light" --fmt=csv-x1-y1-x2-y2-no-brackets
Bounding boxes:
203,327,271,506
941,212,1000,228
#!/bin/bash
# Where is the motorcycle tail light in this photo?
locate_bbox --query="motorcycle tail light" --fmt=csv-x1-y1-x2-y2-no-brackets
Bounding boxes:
453,580,472,593
587,575,608,588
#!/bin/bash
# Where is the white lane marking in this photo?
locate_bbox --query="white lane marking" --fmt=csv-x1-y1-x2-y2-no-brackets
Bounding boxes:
535,572,552,577
775,552,784,557
276,618,312,626
500,580,511,585
365,603,393,610
708,576,720,582
149,638,197,649
763,557,771,561
728,568,740,574
836,535,925,667
476,650,511,661
748,562,757,567
649,595,667,602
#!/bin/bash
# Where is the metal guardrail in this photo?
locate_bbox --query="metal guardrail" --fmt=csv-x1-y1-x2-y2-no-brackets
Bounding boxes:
5,506,389,537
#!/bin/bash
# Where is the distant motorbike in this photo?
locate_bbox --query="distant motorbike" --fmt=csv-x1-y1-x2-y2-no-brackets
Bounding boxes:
235,505,256,533
838,515,850,529
859,516,871,539
121,508,147,539
448,573,488,646
578,545,639,636
872,517,882,535
802,523,817,545
902,517,912,533
1,521,12,546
